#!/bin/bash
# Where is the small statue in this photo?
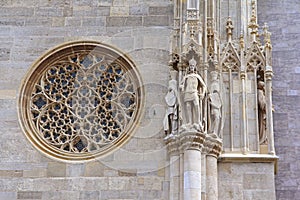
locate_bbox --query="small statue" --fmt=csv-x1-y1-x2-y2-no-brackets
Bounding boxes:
258,81,267,144
179,57,206,131
208,71,222,137
163,71,178,139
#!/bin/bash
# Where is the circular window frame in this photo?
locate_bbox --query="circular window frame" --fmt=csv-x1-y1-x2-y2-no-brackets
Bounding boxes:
18,41,144,162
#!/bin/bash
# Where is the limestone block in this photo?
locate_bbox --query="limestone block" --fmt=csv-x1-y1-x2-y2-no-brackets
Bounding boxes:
108,177,137,190
0,90,16,99
118,169,137,176
149,6,172,15
0,48,10,61
243,190,276,200
65,17,82,26
17,191,42,199
143,16,170,26
82,17,106,26
79,191,100,200
42,191,79,200
66,164,85,177
110,6,129,16
35,7,64,17
130,4,149,15
47,162,66,177
113,0,138,6
97,0,113,6
0,192,16,199
23,168,47,178
103,169,118,177
0,27,11,36
106,16,142,26
25,17,52,26
84,161,105,177
143,36,169,50
111,37,134,52
243,174,275,190
0,7,34,16
0,170,23,177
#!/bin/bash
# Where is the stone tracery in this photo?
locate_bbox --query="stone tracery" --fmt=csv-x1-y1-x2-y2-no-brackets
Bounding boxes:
19,41,143,160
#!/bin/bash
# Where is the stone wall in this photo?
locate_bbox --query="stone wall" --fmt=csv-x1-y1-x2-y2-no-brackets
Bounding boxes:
0,0,173,199
218,162,276,199
0,0,297,199
258,0,300,199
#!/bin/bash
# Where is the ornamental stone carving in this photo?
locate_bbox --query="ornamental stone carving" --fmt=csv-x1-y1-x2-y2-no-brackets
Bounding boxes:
179,58,206,132
258,81,267,144
163,70,179,139
208,71,222,137
18,41,144,161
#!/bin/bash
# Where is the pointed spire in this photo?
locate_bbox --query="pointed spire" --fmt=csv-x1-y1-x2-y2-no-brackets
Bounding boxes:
226,17,234,42
248,0,259,42
263,23,272,49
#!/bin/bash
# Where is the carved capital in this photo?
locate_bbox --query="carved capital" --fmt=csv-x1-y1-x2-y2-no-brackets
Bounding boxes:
203,134,223,158
165,136,180,155
265,68,273,81
240,71,246,79
179,131,206,152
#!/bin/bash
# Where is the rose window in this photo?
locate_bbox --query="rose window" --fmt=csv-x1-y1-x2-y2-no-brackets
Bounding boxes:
18,41,144,161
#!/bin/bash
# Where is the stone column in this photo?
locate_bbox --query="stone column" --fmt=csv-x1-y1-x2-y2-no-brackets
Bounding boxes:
240,72,248,154
166,138,181,200
180,131,206,200
265,69,275,155
204,135,222,200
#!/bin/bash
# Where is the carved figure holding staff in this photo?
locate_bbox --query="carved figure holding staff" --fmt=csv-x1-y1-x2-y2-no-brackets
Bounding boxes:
180,57,206,131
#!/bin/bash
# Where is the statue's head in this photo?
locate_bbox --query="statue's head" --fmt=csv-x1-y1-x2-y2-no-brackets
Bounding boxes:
188,57,197,72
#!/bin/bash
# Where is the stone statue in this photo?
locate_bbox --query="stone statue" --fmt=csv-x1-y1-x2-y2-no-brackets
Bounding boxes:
258,81,267,144
208,71,222,137
179,58,206,131
163,71,178,139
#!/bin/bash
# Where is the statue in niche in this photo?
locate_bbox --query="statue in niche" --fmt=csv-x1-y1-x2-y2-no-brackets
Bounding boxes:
208,71,222,137
179,57,206,132
163,70,178,139
257,81,267,144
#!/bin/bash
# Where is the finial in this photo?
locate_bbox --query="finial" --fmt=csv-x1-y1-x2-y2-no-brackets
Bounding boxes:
226,17,234,42
263,23,272,49
248,0,259,41
239,33,245,49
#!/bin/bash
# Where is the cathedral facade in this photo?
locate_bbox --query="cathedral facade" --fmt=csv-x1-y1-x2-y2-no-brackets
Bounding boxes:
0,0,298,199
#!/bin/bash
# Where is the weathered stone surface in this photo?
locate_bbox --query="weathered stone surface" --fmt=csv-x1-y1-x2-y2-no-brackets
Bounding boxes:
0,0,295,199
47,162,66,177
106,16,142,26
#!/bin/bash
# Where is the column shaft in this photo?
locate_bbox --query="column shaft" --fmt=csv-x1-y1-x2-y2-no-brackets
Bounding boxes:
206,155,218,200
184,149,202,200
170,155,180,200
